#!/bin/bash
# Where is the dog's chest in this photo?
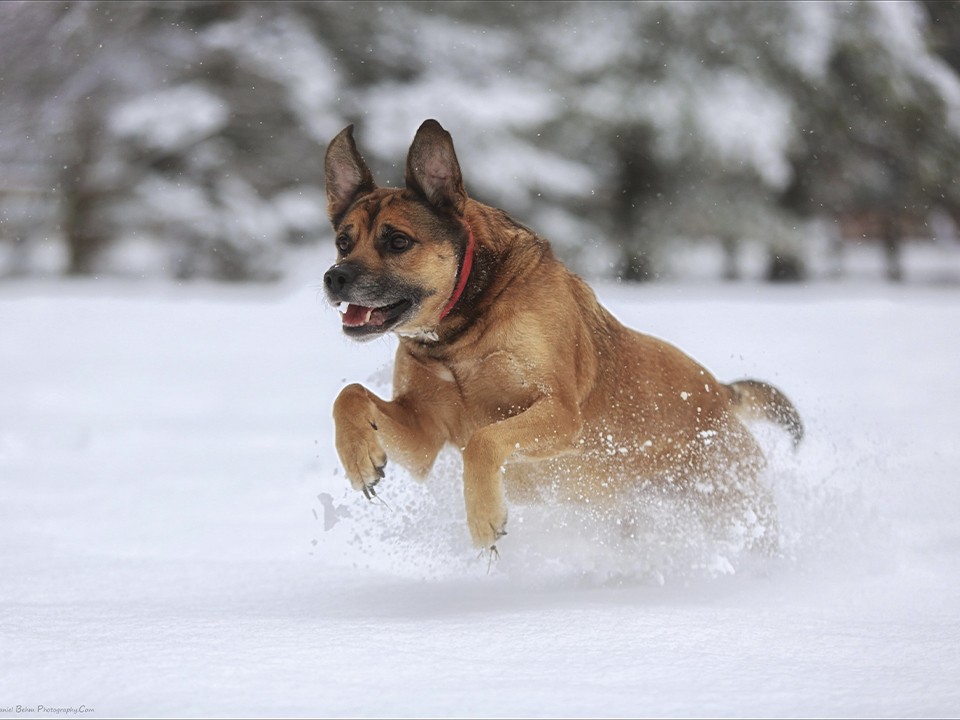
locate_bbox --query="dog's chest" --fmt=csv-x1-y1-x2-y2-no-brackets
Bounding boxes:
417,349,541,427
452,350,540,422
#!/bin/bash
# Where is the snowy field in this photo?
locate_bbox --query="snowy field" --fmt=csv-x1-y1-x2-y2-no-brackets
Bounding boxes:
2,262,960,717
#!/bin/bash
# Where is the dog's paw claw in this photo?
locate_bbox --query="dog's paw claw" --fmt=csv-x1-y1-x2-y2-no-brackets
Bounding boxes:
467,510,508,550
477,544,501,560
476,543,501,573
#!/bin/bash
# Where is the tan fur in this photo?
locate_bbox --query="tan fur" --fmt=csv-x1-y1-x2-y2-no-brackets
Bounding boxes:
324,120,802,553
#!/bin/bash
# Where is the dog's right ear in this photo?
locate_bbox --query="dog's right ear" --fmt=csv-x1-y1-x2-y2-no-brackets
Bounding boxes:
325,125,376,227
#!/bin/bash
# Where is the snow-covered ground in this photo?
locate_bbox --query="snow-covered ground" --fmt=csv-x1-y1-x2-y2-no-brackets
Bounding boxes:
2,265,959,717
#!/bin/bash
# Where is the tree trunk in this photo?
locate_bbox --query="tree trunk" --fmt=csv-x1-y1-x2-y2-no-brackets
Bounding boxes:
721,235,740,281
881,215,904,282
766,250,806,282
63,189,106,276
61,113,108,276
619,249,655,282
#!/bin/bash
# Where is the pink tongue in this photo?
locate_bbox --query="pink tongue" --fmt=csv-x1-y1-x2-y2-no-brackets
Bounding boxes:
341,304,371,327
341,304,385,327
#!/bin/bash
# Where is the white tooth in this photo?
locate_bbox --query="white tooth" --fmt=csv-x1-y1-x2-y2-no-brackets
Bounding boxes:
363,308,373,324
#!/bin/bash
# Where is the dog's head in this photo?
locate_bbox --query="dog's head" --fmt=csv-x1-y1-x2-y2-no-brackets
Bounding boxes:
323,120,472,341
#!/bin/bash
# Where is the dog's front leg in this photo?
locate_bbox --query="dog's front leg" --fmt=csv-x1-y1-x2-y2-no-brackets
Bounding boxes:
462,396,581,549
333,383,444,496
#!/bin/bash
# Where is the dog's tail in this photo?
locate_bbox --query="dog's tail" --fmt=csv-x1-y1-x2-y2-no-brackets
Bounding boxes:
726,379,804,448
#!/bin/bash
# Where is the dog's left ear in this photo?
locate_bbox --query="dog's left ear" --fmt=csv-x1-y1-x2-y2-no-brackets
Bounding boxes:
325,124,376,227
405,119,466,215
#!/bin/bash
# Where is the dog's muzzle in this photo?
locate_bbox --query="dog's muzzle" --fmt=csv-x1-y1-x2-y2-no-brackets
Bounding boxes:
324,262,361,301
324,261,419,338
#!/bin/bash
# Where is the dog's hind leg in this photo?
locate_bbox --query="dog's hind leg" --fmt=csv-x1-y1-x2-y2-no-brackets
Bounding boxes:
695,419,780,555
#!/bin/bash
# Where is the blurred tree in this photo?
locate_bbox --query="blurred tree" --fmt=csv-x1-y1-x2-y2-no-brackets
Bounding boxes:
920,0,960,230
519,1,960,282
922,0,960,74
516,2,806,281
768,1,960,281
2,0,959,283
0,3,193,275
0,0,337,280
0,2,62,275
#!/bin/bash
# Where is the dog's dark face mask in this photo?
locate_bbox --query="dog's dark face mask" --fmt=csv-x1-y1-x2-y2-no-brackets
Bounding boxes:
323,121,470,341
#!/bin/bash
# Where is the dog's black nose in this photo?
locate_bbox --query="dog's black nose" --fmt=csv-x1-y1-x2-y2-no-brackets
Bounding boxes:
324,263,359,294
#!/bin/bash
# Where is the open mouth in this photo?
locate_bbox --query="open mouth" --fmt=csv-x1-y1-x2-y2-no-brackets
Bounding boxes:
339,299,413,336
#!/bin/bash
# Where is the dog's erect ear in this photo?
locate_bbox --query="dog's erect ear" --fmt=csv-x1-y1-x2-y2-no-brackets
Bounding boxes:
405,119,466,215
325,125,376,227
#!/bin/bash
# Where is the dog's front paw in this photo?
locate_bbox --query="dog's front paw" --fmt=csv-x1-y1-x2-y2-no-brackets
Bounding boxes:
338,424,387,496
333,384,388,497
466,502,508,550
462,434,508,550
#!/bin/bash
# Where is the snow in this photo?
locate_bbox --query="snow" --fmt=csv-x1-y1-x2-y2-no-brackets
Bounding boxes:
691,70,793,189
110,84,229,154
781,2,838,80
362,77,578,197
867,0,960,133
2,263,960,717
203,13,343,145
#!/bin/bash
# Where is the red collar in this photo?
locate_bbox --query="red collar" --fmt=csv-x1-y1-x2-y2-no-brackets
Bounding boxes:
439,222,475,321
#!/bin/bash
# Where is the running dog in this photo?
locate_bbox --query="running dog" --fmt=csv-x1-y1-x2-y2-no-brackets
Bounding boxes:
323,119,802,553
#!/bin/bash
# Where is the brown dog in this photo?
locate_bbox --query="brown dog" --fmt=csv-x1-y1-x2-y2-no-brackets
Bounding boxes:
324,119,802,554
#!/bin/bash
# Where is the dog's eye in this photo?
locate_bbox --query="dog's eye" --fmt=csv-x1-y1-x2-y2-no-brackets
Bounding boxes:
335,235,351,254
387,234,412,253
